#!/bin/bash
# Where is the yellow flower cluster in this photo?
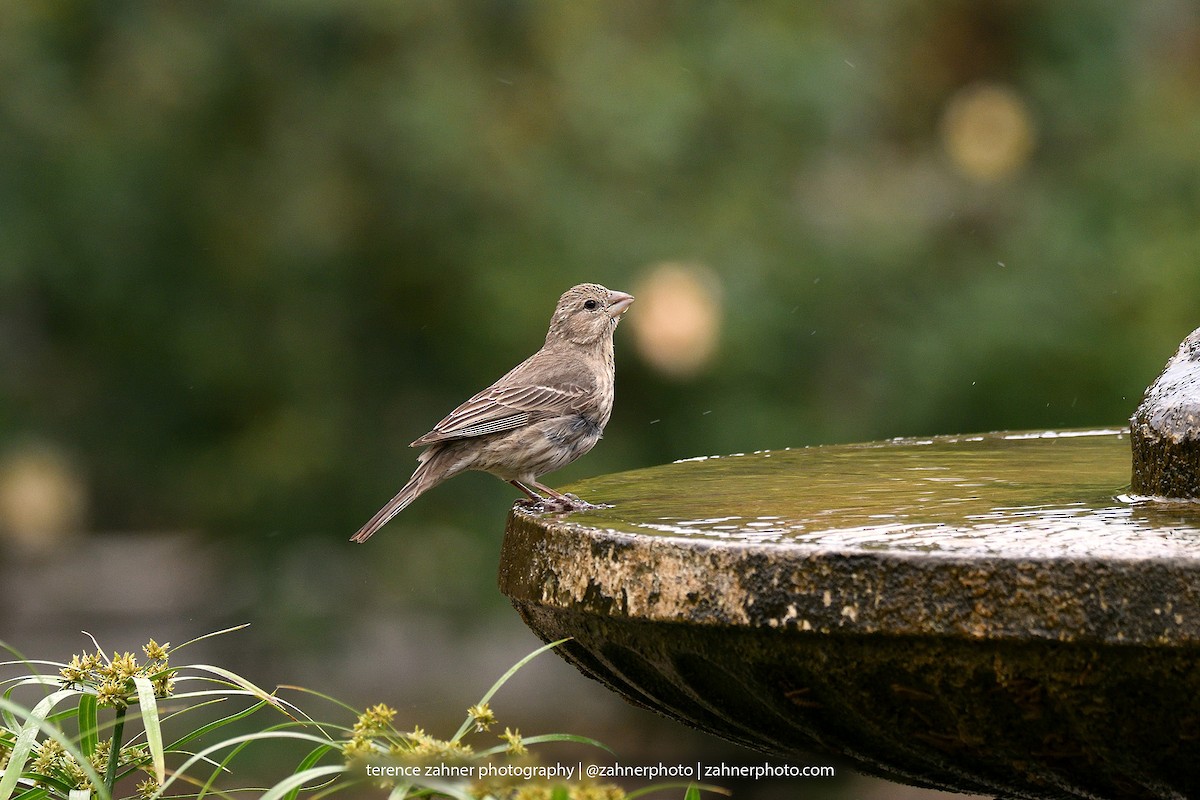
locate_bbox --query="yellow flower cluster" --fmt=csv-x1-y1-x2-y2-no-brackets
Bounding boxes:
468,702,497,732
340,700,627,800
341,704,473,765
59,639,175,707
30,739,88,789
401,725,474,762
26,737,149,794
505,785,626,800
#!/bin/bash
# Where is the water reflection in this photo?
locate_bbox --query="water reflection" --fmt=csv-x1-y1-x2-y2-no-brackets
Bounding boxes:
571,429,1200,559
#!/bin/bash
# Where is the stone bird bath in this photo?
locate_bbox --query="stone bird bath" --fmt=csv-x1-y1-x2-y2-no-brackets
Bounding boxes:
498,329,1200,800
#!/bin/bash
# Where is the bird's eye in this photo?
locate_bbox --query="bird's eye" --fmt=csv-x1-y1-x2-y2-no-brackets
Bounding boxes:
583,299,599,311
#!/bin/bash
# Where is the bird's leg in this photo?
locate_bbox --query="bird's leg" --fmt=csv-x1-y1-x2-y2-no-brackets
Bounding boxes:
508,479,549,510
510,480,547,506
531,482,570,501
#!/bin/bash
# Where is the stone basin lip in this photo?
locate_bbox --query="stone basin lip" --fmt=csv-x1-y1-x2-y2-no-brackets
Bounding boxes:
499,428,1200,648
502,510,1200,646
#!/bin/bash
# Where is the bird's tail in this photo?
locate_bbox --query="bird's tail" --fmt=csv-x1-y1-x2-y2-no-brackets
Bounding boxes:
350,452,449,543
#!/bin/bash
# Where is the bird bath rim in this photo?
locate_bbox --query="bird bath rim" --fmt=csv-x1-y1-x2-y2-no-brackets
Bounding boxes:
500,428,1200,648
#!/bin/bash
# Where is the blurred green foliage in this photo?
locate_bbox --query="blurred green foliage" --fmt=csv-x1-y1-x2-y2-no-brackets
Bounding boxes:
2,0,1198,542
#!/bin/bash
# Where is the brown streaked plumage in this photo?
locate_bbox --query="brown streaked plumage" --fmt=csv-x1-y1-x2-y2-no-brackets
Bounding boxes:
351,283,634,543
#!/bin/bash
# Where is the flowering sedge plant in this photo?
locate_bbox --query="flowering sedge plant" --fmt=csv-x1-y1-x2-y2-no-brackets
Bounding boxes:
0,630,723,800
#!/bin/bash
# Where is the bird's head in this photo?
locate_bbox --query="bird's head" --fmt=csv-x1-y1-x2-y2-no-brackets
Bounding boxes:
546,283,635,347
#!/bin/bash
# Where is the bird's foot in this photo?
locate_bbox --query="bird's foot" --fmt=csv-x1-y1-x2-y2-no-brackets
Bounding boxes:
546,493,610,512
514,496,546,510
517,494,608,513
562,493,606,510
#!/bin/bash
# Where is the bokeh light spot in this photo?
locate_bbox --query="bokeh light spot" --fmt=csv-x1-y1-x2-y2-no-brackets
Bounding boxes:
940,82,1036,183
0,442,87,552
629,263,723,380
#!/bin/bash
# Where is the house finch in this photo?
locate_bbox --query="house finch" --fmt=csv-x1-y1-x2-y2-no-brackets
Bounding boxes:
351,283,634,543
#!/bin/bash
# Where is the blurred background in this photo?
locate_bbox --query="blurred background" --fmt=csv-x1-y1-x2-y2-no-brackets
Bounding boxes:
2,1,1199,797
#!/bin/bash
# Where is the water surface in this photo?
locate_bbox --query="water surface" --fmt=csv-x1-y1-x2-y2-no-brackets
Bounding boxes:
568,429,1200,560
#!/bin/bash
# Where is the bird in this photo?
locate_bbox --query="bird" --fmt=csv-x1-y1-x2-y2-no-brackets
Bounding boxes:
350,283,634,543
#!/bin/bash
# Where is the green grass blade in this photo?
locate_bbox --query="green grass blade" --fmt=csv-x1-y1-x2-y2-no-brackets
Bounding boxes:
511,733,613,753
385,784,411,800
77,693,99,759
161,682,310,729
182,664,296,724
551,787,569,800
196,727,275,800
273,685,356,740
282,745,338,800
451,638,568,742
0,645,63,686
172,624,252,653
0,704,14,738
132,676,166,783
19,776,69,796
158,730,334,796
400,778,475,800
163,699,270,751
186,664,277,700
0,660,64,671
0,689,77,800
625,784,731,800
474,732,614,759
257,765,345,800
3,677,62,734
276,684,361,717
30,774,83,797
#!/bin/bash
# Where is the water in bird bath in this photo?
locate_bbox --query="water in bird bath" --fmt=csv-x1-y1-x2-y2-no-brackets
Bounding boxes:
562,427,1200,560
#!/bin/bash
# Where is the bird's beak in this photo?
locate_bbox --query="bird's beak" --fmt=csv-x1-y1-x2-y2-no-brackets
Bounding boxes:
607,291,635,319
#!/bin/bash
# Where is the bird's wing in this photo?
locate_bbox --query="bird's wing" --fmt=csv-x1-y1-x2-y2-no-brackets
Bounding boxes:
410,382,591,446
